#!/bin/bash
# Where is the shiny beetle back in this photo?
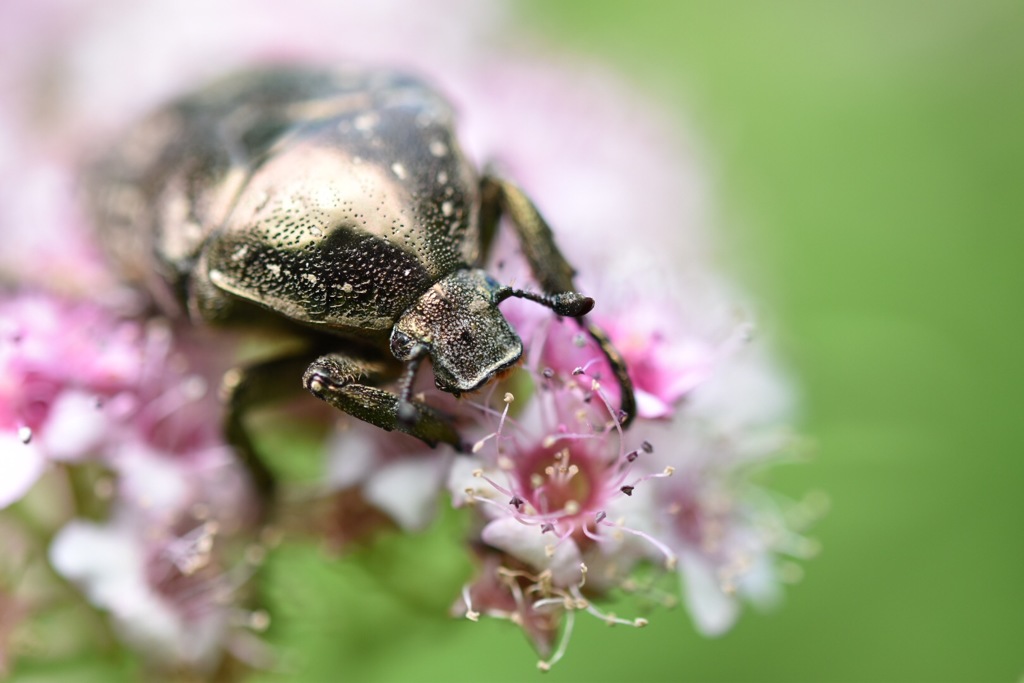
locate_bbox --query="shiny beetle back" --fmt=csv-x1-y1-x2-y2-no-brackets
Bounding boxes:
91,67,479,335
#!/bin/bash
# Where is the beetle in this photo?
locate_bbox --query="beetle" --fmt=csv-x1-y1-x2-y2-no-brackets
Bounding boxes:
87,65,636,491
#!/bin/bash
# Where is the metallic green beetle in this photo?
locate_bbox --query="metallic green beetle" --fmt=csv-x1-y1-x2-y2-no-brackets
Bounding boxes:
88,66,635,485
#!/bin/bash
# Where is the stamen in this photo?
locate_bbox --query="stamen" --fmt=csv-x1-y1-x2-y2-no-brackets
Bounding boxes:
569,585,648,627
537,608,575,672
599,518,678,570
461,585,480,621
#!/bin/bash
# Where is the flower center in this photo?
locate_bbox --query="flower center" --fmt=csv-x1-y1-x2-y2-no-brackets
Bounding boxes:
516,444,594,517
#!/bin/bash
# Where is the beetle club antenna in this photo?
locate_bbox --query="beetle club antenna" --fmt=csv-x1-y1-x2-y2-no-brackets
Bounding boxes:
496,287,595,318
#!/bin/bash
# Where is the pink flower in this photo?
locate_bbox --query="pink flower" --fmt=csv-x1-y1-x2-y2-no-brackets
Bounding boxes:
1,291,261,671
50,511,270,674
510,300,754,421
448,323,676,667
641,344,819,636
0,294,145,507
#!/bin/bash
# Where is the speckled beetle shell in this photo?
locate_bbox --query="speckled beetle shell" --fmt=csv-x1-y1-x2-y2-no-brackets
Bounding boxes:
93,68,481,341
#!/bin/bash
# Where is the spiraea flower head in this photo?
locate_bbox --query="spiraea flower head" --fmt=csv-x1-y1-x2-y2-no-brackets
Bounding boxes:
640,341,821,637
448,317,677,666
0,293,146,508
50,504,274,674
0,290,263,672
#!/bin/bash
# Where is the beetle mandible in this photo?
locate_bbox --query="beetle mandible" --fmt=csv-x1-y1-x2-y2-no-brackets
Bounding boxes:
88,66,636,490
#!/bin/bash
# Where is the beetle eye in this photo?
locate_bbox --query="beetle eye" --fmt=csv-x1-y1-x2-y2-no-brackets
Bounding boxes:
390,330,413,358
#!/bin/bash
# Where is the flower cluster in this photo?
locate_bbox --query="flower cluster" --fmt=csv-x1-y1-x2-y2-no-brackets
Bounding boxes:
432,285,814,667
0,0,816,676
0,294,267,673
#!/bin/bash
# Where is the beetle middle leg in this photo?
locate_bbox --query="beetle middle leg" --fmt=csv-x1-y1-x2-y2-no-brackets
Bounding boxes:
221,351,315,513
479,174,637,427
303,351,465,451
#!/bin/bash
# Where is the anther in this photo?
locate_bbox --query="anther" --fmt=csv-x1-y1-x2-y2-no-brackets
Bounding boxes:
509,496,524,510
249,609,271,632
620,485,634,496
641,441,654,453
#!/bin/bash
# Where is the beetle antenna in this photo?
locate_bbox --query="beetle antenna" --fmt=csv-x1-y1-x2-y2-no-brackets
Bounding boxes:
397,352,426,425
495,286,636,427
579,320,636,428
498,287,594,318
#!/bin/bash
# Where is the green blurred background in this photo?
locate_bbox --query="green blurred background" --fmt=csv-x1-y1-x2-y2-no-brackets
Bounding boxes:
282,1,1020,681
19,1,1020,681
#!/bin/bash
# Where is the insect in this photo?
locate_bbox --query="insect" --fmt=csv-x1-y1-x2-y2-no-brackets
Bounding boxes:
87,66,636,490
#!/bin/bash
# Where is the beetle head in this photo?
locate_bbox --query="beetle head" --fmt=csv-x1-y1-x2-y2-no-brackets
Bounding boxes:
391,269,523,395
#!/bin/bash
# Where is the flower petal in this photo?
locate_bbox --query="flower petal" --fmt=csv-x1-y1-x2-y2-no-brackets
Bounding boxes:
481,517,583,587
0,434,45,509
678,550,739,637
39,389,109,461
363,455,445,532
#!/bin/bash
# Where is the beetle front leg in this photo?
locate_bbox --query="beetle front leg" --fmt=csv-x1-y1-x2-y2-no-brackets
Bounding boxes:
479,175,637,427
303,352,465,451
